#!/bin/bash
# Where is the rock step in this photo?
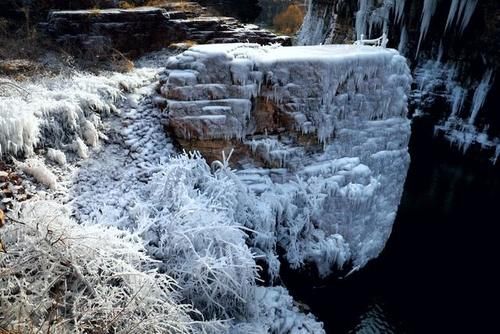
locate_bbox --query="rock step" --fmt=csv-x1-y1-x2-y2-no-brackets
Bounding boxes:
46,7,291,57
165,83,258,101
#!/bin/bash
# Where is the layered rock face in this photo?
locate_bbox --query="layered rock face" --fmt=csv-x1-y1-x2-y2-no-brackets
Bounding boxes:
46,8,181,57
299,0,500,162
196,0,262,23
45,2,290,57
160,44,412,276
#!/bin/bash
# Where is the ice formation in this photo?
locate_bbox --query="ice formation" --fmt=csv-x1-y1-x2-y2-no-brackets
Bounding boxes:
313,0,497,162
232,286,326,333
414,59,499,160
355,0,394,40
468,69,494,126
445,0,478,34
416,0,438,55
161,43,412,276
15,158,58,190
297,0,327,46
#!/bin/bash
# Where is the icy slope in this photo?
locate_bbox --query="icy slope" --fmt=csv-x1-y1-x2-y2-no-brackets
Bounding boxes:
161,43,412,277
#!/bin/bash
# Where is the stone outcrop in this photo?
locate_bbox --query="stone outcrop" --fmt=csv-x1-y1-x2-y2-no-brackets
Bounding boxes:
45,2,290,57
0,161,28,212
46,7,182,57
159,43,412,274
161,43,411,168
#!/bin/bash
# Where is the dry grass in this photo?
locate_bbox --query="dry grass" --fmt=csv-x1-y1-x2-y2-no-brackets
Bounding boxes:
145,0,173,6
118,1,135,9
273,4,305,35
0,329,24,334
108,48,135,72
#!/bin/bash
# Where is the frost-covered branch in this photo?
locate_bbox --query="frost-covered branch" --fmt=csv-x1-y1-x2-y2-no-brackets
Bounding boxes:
0,200,221,333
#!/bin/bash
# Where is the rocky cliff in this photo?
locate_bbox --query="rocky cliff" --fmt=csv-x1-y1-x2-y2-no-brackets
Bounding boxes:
160,43,412,276
44,2,290,58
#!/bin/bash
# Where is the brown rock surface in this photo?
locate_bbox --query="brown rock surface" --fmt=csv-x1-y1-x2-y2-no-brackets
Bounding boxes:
45,2,291,58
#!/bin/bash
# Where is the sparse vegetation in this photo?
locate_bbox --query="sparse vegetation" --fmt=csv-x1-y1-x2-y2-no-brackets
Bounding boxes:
273,3,305,35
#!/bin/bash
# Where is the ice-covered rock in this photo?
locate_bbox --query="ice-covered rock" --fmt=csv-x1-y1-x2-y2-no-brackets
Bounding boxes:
161,43,412,277
299,0,500,163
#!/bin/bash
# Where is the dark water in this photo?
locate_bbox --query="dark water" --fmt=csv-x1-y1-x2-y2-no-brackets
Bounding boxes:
282,116,500,333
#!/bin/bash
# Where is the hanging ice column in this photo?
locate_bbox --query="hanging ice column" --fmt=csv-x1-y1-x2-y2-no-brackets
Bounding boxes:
445,0,478,34
160,43,412,277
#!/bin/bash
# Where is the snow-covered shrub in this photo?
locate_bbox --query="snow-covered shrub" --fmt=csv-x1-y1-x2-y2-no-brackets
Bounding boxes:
0,99,40,157
15,157,58,189
0,200,204,333
133,152,258,320
47,148,67,165
0,69,157,159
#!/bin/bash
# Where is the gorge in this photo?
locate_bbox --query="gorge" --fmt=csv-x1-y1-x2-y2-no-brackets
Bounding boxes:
0,1,498,333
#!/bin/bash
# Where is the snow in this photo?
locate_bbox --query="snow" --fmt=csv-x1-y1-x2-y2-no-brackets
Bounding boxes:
0,200,198,333
47,148,67,165
165,43,410,144
0,70,154,160
0,100,39,157
232,286,325,333
15,158,58,190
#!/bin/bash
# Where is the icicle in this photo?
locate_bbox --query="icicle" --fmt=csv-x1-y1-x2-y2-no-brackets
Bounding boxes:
445,0,461,32
449,86,467,118
398,25,408,54
459,0,477,34
437,40,445,62
445,0,477,35
469,69,494,125
394,0,406,24
416,0,439,57
356,0,371,40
